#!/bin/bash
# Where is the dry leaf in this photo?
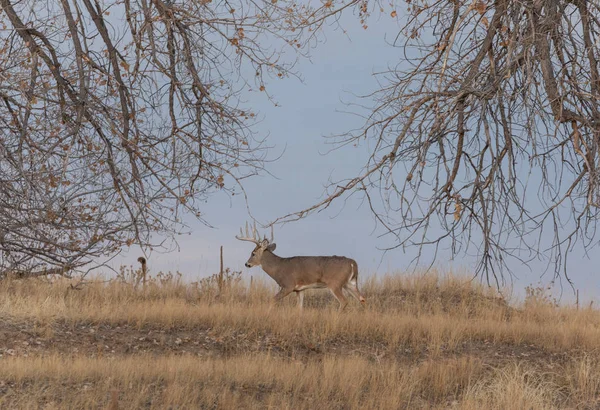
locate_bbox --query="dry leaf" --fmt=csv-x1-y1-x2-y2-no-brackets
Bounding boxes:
454,202,462,221
475,1,486,14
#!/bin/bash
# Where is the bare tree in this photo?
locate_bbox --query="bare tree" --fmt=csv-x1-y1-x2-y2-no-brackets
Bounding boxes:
276,0,600,286
0,0,345,276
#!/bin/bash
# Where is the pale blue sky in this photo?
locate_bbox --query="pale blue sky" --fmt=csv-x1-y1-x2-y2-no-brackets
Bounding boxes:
111,10,600,304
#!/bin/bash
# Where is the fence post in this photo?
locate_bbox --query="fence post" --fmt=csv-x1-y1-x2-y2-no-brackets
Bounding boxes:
218,245,224,293
109,389,119,410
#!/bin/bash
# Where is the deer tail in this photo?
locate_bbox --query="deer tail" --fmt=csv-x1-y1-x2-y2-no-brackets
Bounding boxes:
350,260,366,304
350,260,358,281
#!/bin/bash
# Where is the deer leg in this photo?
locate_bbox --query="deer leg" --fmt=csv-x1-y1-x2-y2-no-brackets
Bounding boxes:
296,291,304,310
344,283,366,306
273,287,294,304
330,287,348,311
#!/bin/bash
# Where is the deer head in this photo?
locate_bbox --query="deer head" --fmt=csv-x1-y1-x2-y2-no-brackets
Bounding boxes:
236,222,276,268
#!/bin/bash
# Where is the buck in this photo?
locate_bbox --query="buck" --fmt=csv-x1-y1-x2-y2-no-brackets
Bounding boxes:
236,223,366,310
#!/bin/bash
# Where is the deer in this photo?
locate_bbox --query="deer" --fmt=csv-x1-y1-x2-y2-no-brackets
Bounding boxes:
236,222,366,310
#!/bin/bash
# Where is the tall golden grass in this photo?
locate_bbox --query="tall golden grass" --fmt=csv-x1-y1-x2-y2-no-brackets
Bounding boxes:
0,270,599,409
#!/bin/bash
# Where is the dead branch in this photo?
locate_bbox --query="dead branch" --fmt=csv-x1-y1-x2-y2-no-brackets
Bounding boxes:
279,0,600,284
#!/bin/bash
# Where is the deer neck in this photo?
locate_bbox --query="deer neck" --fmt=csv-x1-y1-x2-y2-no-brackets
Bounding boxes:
260,251,285,283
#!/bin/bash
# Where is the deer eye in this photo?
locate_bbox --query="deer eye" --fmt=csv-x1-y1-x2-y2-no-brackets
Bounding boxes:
251,252,256,256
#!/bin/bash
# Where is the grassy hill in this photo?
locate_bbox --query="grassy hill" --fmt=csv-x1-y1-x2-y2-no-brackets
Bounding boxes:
0,268,599,409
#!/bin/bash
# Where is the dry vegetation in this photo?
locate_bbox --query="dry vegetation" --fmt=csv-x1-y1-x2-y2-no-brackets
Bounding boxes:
1,268,599,409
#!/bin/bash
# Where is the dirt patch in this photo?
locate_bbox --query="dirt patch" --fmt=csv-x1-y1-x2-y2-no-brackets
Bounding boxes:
0,316,577,370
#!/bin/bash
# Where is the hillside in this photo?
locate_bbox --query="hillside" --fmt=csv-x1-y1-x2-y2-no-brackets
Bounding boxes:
1,270,599,409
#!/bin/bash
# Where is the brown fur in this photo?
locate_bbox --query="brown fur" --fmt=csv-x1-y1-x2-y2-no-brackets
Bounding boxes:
242,240,365,310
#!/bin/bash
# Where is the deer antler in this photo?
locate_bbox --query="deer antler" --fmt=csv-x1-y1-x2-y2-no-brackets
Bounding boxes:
235,221,262,245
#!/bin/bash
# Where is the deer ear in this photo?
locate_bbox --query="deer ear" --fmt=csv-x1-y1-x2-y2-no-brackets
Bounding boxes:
260,239,270,249
267,243,276,252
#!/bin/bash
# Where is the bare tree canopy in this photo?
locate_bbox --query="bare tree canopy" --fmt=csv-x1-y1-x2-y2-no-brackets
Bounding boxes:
277,0,600,285
0,0,342,276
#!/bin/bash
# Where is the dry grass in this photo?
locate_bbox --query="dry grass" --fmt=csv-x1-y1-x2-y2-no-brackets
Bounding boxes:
0,354,483,409
0,270,599,408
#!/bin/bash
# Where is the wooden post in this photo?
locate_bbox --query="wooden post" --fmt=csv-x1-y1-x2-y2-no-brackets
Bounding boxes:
218,245,224,293
137,257,147,290
109,389,119,410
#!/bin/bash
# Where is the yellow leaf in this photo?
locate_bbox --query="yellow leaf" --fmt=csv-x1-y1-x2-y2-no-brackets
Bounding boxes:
391,10,397,18
475,1,486,14
259,85,265,91
454,202,462,221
